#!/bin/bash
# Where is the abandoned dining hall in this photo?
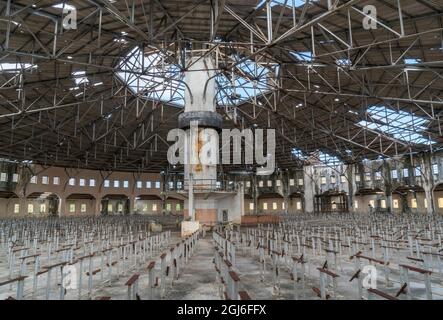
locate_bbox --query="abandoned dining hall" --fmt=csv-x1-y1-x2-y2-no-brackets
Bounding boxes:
1,0,443,303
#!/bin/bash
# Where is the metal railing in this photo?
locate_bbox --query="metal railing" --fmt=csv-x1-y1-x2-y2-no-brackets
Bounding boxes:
165,179,238,192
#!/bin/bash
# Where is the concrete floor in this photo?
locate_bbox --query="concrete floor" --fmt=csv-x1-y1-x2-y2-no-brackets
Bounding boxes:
226,236,443,300
1,231,443,300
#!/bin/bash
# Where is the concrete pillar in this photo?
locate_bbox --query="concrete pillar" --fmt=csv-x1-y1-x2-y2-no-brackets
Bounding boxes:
303,166,315,213
282,173,289,214
125,198,131,215
347,164,357,213
283,194,289,214
94,198,101,216
181,56,220,224
101,198,109,215
382,160,392,213
424,154,435,215
161,195,166,216
230,183,245,224
19,196,27,216
238,183,245,219
425,188,434,215
253,176,259,215
59,196,66,217
188,173,194,220
386,193,393,214
400,193,409,214
129,197,138,215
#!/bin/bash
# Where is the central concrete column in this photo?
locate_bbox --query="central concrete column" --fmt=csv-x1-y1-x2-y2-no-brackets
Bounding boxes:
188,173,194,220
179,55,222,225
230,182,245,224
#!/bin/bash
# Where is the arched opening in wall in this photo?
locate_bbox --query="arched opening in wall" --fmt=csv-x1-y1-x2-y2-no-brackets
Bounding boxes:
165,196,184,216
244,194,254,214
135,195,163,215
257,193,284,214
101,194,130,215
433,184,443,215
66,194,96,216
26,192,61,216
354,188,385,214
314,190,348,213
0,191,19,217
391,185,426,214
289,192,304,213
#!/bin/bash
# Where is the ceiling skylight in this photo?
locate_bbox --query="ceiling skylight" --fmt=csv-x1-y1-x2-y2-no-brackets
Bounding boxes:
291,148,306,160
0,63,37,73
116,47,275,107
52,3,76,10
313,150,343,165
358,105,433,145
116,47,185,106
404,58,422,65
292,148,342,165
216,56,274,106
114,38,127,44
336,58,352,67
258,0,319,8
72,71,89,85
290,51,313,62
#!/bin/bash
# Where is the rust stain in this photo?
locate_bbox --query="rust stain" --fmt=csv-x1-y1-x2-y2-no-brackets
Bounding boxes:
194,129,204,173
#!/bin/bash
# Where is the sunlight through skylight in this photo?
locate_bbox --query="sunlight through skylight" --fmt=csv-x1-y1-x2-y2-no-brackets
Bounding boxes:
358,105,433,145
316,150,343,165
116,47,275,107
216,56,274,106
257,0,319,8
292,148,343,165
72,71,89,85
291,148,306,160
116,47,185,106
0,63,37,73
290,51,313,62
